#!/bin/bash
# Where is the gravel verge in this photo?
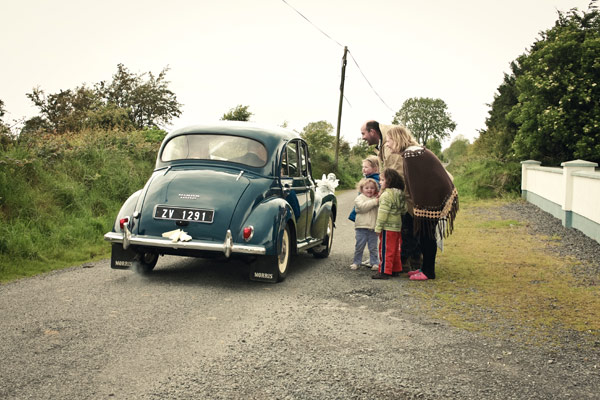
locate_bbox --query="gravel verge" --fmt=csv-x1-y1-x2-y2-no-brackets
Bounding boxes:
497,199,600,286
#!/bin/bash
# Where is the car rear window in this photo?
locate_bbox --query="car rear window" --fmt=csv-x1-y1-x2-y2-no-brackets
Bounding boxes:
161,134,267,167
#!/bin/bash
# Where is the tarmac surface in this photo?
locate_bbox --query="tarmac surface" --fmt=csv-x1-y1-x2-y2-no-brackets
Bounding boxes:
1,190,599,399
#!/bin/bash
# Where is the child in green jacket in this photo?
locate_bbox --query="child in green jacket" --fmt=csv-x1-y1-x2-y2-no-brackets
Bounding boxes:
373,168,407,279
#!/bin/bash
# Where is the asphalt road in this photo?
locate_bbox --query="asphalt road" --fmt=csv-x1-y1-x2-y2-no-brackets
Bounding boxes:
1,190,599,399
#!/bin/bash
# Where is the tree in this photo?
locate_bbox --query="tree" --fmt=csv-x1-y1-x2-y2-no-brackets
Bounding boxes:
25,64,182,134
475,66,521,160
392,97,457,146
338,138,351,157
350,138,375,159
85,104,135,131
300,121,334,156
509,6,600,165
99,64,182,129
221,105,252,121
26,85,101,133
0,99,8,133
100,63,138,110
426,138,444,161
0,99,12,147
20,116,51,137
443,135,470,163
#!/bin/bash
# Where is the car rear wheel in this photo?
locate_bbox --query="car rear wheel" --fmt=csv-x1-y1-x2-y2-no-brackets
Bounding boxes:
249,225,291,283
313,213,334,259
133,252,158,275
276,226,291,281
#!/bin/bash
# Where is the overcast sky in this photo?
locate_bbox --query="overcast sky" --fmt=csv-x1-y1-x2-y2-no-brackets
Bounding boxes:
1,0,593,146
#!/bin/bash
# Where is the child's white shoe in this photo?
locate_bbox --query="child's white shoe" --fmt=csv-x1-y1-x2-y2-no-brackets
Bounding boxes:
350,264,359,270
371,264,379,271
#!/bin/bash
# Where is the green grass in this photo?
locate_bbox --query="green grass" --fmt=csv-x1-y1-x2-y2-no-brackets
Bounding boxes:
0,129,159,282
406,198,600,345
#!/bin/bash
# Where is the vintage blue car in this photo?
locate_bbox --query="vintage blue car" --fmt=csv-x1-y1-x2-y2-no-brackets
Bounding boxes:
104,122,337,282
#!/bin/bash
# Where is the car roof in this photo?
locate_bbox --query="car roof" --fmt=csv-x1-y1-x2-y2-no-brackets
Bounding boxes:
166,121,300,147
156,122,303,172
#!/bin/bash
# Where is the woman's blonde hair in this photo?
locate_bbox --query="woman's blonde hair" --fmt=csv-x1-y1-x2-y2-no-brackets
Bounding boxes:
386,125,419,153
356,177,379,193
362,155,379,172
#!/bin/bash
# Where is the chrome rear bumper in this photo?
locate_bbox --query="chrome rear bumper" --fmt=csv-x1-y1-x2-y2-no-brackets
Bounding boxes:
104,229,266,257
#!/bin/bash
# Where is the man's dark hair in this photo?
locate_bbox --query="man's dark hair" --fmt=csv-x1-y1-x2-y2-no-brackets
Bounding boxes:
383,168,405,191
366,120,381,139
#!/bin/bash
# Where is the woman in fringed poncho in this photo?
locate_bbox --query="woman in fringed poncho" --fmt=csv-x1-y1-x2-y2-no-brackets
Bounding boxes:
385,126,459,280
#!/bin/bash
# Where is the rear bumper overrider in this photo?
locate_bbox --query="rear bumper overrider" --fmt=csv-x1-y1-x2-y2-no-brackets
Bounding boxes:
104,229,266,257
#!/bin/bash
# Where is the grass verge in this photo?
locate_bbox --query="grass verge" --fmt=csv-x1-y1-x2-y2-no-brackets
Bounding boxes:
407,198,600,346
0,129,159,282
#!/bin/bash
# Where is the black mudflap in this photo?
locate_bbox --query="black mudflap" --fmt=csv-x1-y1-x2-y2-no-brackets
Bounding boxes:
248,256,279,283
110,243,137,270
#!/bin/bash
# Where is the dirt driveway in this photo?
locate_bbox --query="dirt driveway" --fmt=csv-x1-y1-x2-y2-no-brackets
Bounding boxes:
0,190,598,399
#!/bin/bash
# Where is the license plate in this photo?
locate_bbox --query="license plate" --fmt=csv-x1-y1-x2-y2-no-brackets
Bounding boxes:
154,205,214,223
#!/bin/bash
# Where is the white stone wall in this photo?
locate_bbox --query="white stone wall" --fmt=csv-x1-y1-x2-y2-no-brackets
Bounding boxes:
524,166,563,206
521,159,600,243
571,171,600,224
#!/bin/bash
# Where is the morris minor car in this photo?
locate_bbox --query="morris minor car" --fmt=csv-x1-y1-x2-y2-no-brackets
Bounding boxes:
104,122,337,282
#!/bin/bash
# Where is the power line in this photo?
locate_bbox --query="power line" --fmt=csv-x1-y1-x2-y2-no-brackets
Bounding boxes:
348,50,395,113
280,0,344,48
343,95,352,108
280,0,396,113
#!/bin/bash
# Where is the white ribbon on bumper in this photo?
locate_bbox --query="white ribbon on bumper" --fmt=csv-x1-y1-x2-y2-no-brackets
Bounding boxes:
162,229,192,243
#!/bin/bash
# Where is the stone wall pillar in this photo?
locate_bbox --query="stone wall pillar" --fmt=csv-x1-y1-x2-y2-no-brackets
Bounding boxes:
520,160,541,199
560,159,598,227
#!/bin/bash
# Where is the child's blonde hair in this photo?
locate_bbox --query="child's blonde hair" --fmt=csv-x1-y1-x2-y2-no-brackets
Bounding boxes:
363,155,380,172
386,125,419,153
356,177,379,193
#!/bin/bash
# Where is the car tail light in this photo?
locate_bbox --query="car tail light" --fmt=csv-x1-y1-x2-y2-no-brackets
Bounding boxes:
243,226,254,241
119,217,129,230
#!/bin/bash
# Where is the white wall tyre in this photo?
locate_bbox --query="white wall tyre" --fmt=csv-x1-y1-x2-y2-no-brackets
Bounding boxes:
276,226,291,281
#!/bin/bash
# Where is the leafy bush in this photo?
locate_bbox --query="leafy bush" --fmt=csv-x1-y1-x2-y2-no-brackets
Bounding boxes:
142,127,167,143
309,148,364,189
334,154,364,189
300,121,366,189
448,155,521,199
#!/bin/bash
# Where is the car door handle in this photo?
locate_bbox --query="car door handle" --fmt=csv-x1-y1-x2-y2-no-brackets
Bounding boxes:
283,183,291,195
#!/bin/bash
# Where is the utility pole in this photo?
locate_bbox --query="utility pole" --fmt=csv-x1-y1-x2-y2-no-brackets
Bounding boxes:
334,46,348,170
